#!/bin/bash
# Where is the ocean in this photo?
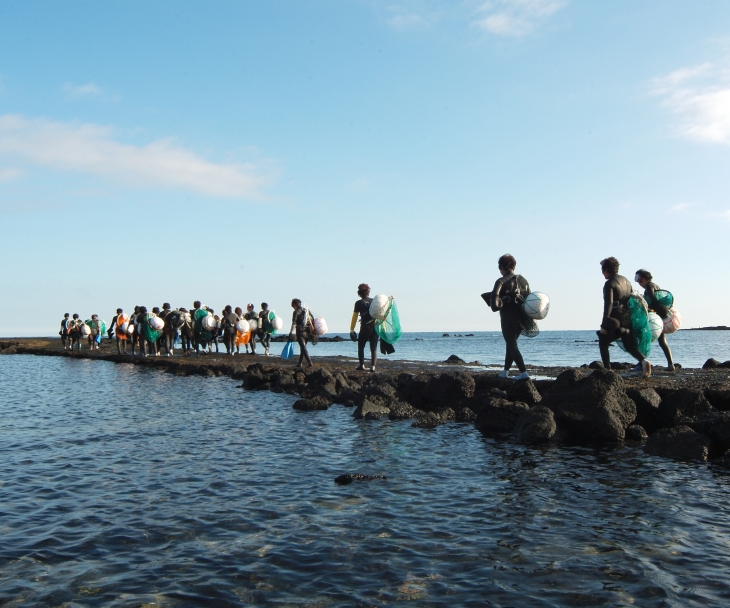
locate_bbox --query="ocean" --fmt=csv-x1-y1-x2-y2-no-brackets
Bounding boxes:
286,330,730,369
2,351,730,606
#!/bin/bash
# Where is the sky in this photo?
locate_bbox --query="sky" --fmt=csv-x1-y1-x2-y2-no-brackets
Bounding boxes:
1,0,729,335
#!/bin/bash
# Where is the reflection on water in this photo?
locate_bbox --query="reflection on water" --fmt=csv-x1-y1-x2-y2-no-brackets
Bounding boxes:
2,355,730,606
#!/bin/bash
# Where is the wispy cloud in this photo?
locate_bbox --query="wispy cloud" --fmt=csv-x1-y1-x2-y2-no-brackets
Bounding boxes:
388,12,428,30
652,60,730,144
474,0,566,37
0,166,23,182
379,1,440,30
62,82,105,99
0,115,272,199
669,202,695,212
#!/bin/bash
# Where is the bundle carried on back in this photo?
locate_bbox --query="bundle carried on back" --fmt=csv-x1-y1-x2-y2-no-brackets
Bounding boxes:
615,293,652,358
371,295,402,346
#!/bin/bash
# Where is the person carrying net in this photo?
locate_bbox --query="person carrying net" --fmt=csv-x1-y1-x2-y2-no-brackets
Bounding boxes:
350,283,379,372
482,254,532,380
635,269,675,372
597,257,651,377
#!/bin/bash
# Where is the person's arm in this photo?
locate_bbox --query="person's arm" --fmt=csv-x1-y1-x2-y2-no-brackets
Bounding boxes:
350,311,358,341
603,280,613,320
289,310,297,339
490,278,504,312
644,283,656,307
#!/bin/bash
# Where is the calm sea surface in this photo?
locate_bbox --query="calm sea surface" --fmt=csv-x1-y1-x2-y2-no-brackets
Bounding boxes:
291,330,730,369
2,354,730,606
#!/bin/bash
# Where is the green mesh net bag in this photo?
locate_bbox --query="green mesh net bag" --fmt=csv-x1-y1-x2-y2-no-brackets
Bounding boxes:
265,310,278,336
140,315,162,343
653,290,674,309
193,308,212,341
616,294,652,358
374,297,402,345
520,315,539,338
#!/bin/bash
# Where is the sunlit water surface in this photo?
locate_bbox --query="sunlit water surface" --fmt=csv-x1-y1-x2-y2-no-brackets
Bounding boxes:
2,355,730,607
280,330,730,369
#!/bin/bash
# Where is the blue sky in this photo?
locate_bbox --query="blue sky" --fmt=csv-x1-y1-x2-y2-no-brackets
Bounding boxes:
1,1,729,335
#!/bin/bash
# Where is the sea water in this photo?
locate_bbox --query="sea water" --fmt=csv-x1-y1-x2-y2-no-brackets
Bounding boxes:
2,354,730,606
289,330,730,369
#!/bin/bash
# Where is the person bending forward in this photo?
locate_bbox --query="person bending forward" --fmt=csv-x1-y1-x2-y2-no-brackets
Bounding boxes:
597,257,651,377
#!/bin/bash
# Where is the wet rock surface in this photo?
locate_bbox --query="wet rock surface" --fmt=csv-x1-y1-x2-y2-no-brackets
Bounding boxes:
644,425,712,462
9,337,730,465
475,398,530,434
334,473,387,485
514,406,556,443
540,369,636,443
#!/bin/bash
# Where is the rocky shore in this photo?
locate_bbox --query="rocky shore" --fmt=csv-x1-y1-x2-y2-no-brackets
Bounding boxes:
4,338,730,464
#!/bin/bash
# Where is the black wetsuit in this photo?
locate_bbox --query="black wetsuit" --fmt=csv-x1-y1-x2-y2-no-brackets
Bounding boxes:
490,273,530,373
221,312,239,354
599,273,644,367
259,308,272,352
245,311,258,353
644,281,674,367
354,297,378,368
60,318,71,348
292,307,312,367
69,320,82,351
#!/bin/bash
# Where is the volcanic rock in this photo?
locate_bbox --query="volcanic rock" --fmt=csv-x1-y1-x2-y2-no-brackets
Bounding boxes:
657,389,714,428
514,406,556,443
507,378,542,406
474,398,530,435
540,368,636,443
644,425,711,462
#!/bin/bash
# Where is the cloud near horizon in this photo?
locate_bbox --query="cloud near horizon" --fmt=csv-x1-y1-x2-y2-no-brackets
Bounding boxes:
474,0,566,37
0,115,271,199
652,60,730,145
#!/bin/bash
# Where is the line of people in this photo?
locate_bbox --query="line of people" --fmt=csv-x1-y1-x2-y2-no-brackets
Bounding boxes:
59,259,675,378
60,288,394,373
58,299,326,370
483,254,677,380
61,302,280,357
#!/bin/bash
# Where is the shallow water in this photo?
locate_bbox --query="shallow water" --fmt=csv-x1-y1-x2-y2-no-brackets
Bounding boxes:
286,330,730,369
2,355,730,607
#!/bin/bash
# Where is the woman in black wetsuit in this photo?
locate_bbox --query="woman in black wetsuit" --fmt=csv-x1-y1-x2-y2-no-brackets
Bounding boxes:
486,254,531,380
349,283,379,372
597,257,651,377
635,269,674,372
289,299,313,369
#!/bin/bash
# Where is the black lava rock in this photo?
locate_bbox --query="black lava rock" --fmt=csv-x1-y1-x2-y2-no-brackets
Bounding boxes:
540,368,636,443
644,425,711,462
657,389,714,428
514,406,556,443
625,424,648,441
626,388,662,434
445,355,466,365
507,378,542,406
474,398,530,435
292,396,332,411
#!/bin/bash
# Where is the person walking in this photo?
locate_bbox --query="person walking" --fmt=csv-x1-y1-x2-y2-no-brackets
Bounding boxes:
597,257,651,377
289,299,314,369
484,254,531,380
59,313,71,350
635,269,674,372
349,283,379,372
